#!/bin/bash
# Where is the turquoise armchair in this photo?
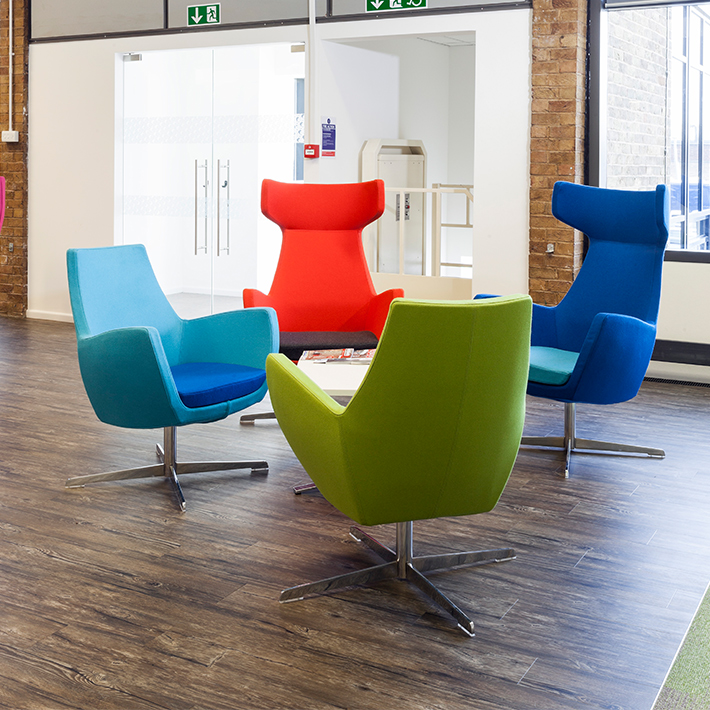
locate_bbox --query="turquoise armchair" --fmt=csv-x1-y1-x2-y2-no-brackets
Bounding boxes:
267,295,532,635
66,244,278,510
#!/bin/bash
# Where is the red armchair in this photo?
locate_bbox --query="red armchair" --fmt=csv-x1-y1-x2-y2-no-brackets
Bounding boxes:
243,178,404,360
241,179,403,425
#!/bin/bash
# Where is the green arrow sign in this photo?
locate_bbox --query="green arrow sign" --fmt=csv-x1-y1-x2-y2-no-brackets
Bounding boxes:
187,3,221,26
366,0,427,10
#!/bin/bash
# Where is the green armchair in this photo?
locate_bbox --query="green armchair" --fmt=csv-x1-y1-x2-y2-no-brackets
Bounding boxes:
266,295,532,635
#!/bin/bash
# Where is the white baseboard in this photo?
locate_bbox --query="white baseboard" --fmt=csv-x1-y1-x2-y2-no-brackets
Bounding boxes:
26,310,73,323
646,360,710,384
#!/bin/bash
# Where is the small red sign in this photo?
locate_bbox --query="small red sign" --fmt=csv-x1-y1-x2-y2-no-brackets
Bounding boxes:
304,144,320,159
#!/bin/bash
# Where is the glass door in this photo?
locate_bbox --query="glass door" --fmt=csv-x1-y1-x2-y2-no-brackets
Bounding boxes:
121,43,305,318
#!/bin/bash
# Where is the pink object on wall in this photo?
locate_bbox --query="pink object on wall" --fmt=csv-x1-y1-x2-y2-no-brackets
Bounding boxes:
0,176,6,234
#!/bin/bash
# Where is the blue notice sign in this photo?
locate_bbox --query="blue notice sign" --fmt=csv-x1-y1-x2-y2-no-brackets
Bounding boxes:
321,117,336,157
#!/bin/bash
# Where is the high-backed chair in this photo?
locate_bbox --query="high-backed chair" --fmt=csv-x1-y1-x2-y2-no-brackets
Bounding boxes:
241,179,403,423
66,244,278,511
266,295,532,636
521,181,669,476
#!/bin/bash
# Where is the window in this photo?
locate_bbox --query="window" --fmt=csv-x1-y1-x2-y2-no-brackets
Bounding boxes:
668,5,710,250
604,2,710,252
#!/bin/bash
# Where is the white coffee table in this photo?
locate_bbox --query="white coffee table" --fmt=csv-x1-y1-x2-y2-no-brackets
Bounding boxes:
297,360,370,397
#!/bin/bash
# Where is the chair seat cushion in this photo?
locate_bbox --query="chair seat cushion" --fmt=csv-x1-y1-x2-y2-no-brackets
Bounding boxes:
171,362,266,408
528,346,579,386
279,331,379,361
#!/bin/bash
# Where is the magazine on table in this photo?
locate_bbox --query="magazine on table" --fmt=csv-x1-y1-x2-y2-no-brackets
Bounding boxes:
299,348,376,364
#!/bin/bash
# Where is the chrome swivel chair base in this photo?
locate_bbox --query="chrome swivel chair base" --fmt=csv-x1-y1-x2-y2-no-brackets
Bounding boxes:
65,426,268,511
293,481,318,494
521,402,665,478
279,521,515,637
240,411,277,425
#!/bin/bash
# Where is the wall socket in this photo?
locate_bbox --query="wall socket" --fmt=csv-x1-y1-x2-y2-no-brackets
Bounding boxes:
2,131,19,143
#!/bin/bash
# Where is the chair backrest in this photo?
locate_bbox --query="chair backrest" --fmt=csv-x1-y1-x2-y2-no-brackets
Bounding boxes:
313,296,532,526
260,179,385,331
551,181,669,352
66,244,183,362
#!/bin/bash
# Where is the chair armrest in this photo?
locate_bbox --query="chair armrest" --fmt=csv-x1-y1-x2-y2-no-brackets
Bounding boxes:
267,354,345,418
267,354,365,519
243,288,272,309
77,327,184,429
180,307,279,369
363,288,404,338
565,313,656,404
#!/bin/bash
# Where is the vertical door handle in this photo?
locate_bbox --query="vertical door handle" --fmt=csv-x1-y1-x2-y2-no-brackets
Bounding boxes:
194,159,209,255
203,159,209,254
216,159,221,256
224,159,230,255
217,159,230,256
194,159,199,255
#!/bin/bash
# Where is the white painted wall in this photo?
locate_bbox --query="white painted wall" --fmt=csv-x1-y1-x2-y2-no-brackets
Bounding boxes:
342,36,451,186
28,41,118,321
27,12,531,321
658,262,710,344
313,42,399,185
446,44,476,272
645,262,710,383
643,280,710,380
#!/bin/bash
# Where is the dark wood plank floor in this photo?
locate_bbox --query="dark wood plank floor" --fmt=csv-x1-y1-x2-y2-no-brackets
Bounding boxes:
0,316,709,709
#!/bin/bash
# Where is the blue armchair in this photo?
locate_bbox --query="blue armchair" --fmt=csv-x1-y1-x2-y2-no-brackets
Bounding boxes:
65,244,278,510
521,181,669,476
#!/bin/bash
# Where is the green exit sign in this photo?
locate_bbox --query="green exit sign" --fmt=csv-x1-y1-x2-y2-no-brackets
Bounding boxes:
187,3,221,26
366,0,427,11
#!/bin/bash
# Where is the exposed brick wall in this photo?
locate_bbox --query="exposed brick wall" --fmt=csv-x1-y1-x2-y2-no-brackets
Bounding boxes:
606,8,668,190
530,0,588,306
0,0,28,317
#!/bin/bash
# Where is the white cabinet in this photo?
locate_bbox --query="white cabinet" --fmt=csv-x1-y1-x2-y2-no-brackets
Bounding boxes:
361,139,427,275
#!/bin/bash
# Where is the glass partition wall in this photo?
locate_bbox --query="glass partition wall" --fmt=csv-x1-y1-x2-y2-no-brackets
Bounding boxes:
120,43,305,318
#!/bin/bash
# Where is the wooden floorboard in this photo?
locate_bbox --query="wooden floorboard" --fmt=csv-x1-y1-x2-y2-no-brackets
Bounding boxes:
0,316,709,709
